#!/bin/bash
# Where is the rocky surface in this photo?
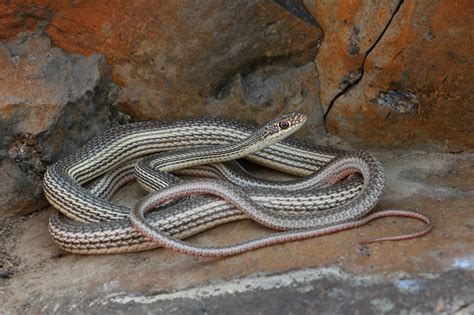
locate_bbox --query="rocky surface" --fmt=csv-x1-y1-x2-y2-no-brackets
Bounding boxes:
1,149,473,314
310,0,474,152
0,1,327,217
1,0,472,153
0,30,118,215
43,0,325,141
210,62,326,139
309,0,401,113
0,1,51,41
0,159,46,217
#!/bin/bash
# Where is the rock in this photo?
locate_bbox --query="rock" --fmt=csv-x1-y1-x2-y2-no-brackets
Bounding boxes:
0,158,47,217
2,150,474,313
0,0,471,216
0,1,326,217
309,0,401,112
319,0,474,152
42,1,324,133
0,30,118,215
0,1,51,41
211,62,326,140
370,89,419,114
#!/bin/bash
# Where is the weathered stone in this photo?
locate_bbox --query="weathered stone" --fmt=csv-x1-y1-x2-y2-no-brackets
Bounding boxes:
308,0,401,112
0,158,47,216
7,133,45,187
370,89,419,114
210,62,326,139
0,1,473,312
42,1,324,132
0,1,52,40
1,0,473,155
0,30,118,215
322,0,474,152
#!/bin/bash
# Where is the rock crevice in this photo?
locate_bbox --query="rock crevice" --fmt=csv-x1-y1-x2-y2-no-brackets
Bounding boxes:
323,0,405,119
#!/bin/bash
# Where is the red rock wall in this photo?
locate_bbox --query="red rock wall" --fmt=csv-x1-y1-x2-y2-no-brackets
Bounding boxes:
310,0,473,152
2,0,471,151
46,0,324,132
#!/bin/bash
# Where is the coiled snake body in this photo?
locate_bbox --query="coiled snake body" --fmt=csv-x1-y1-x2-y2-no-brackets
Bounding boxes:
44,112,432,256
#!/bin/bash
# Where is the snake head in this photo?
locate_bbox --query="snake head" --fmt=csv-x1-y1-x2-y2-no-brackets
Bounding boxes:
259,112,307,144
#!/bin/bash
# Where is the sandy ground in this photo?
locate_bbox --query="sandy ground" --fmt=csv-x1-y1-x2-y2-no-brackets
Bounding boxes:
1,148,473,314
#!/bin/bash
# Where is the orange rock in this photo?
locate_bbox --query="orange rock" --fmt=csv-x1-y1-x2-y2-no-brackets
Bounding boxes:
310,0,401,111
1,0,471,151
0,0,52,40
322,0,474,152
43,1,323,130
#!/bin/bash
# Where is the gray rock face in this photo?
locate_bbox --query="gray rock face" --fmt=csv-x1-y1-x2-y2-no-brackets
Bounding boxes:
102,0,325,131
0,159,47,216
0,2,328,216
0,31,118,215
212,62,326,140
370,89,419,114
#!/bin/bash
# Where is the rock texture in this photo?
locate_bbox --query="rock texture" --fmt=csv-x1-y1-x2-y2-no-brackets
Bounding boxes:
1,2,474,313
0,30,118,215
0,1,51,40
0,159,46,216
2,0,471,152
210,62,326,139
311,0,474,152
309,0,401,112
0,1,328,217
57,1,325,139
1,0,326,140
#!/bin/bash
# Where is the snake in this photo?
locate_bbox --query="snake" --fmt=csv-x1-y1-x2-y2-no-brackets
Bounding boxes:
44,112,432,255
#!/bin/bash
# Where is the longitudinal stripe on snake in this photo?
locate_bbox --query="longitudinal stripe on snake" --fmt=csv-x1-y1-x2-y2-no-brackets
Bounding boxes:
44,112,432,255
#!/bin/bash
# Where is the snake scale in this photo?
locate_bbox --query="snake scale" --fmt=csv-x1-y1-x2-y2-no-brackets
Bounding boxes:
44,112,432,255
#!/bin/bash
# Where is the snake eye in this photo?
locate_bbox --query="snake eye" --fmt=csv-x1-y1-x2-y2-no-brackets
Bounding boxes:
279,121,290,129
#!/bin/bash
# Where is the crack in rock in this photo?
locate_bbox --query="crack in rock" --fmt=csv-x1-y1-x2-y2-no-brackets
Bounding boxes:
324,0,405,120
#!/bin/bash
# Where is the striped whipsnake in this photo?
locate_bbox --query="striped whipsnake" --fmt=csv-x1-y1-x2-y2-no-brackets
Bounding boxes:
44,112,432,255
